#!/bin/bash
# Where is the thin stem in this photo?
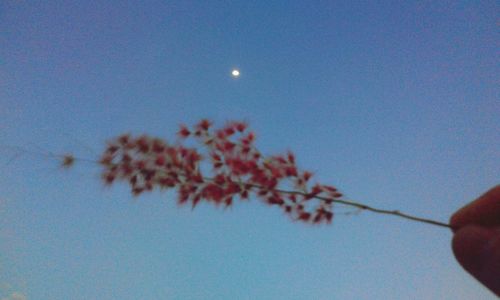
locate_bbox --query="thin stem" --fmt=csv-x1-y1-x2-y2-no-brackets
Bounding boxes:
14,149,451,229
208,179,452,228
104,156,455,228
274,188,452,229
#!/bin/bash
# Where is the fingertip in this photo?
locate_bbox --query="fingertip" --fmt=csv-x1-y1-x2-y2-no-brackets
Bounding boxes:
450,185,500,230
452,226,492,270
452,225,500,296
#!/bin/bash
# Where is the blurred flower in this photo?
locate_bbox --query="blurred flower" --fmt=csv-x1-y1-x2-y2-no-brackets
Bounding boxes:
100,120,342,224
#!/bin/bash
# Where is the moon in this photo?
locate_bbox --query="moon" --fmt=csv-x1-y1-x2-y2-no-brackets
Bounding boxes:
231,69,240,78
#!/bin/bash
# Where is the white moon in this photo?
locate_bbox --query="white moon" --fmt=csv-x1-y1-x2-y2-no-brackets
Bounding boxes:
231,69,240,77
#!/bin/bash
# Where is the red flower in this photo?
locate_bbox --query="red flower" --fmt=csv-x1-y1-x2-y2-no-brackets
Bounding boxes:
197,119,212,131
155,155,166,166
178,125,191,138
235,122,247,132
100,119,342,224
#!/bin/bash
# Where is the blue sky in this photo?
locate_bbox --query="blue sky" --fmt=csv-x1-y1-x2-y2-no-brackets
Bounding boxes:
0,1,499,299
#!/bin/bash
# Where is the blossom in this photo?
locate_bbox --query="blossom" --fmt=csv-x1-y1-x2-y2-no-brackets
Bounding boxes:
99,120,342,224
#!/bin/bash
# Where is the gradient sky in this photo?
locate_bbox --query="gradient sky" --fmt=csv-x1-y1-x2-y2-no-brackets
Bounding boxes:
1,1,499,299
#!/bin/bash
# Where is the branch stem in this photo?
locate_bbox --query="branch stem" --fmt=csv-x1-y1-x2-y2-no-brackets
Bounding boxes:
42,153,453,229
274,188,452,229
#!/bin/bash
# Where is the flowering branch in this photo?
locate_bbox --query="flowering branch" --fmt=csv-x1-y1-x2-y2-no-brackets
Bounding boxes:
98,119,451,228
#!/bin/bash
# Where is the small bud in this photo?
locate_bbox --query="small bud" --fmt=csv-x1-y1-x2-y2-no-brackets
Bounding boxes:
178,125,191,138
60,154,75,168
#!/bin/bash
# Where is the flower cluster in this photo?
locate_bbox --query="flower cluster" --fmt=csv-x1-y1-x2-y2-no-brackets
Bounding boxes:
99,119,343,224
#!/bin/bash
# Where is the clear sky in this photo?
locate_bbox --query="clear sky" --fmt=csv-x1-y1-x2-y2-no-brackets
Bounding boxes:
1,1,499,299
